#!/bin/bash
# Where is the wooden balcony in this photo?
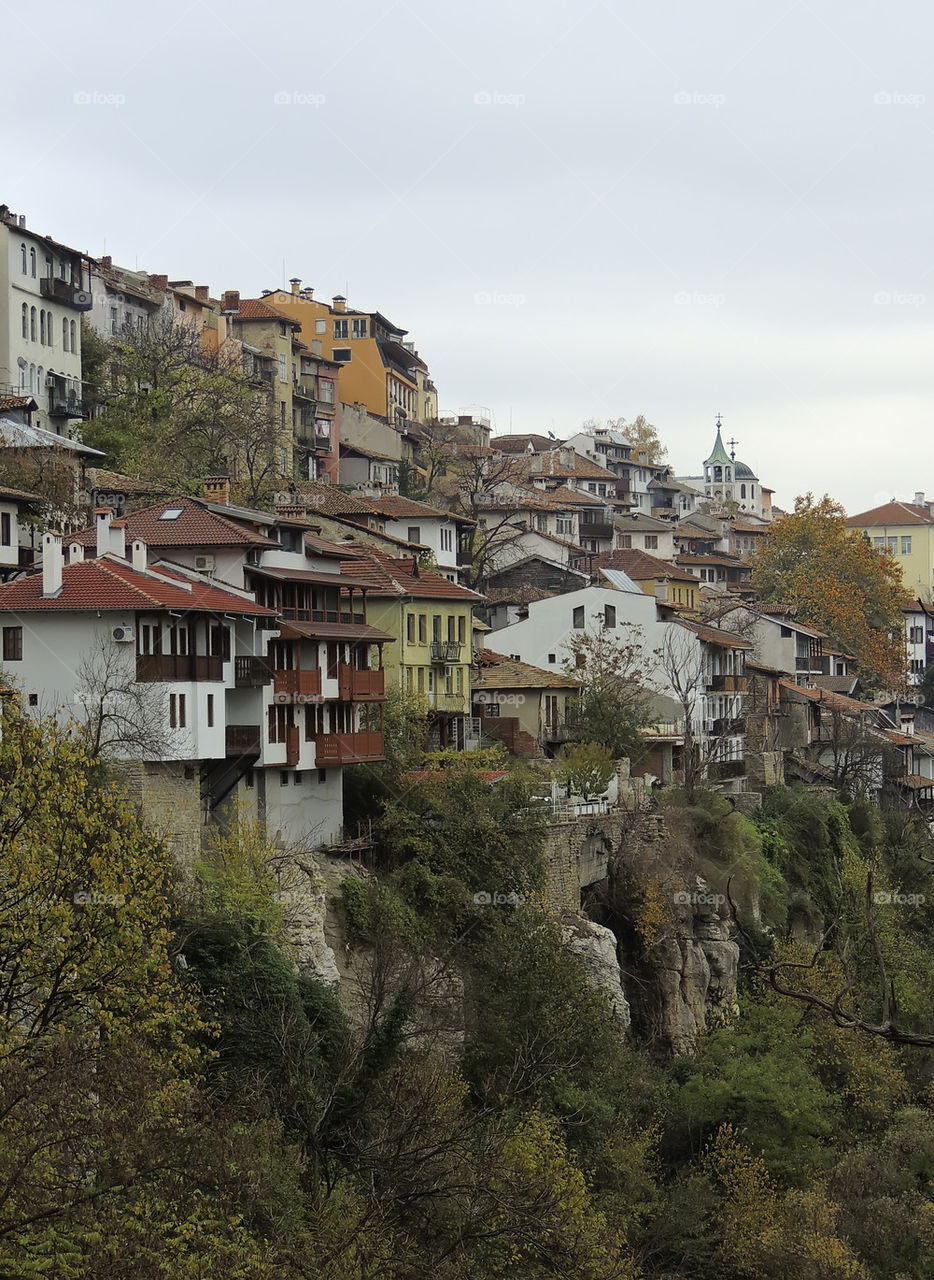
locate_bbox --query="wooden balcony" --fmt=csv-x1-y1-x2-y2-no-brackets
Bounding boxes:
136,653,223,683
337,663,384,699
312,731,385,764
708,674,748,693
274,668,322,698
578,520,614,540
226,725,261,756
235,655,274,687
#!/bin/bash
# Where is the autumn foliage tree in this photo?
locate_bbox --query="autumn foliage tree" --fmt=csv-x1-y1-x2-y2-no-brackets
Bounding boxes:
751,494,908,691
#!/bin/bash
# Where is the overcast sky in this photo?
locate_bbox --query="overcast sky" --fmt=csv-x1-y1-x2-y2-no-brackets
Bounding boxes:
4,0,933,514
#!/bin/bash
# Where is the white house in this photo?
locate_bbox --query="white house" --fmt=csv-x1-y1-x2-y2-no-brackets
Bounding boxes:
0,204,91,431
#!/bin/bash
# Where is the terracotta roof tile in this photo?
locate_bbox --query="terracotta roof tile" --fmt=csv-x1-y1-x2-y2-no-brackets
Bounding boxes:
338,550,484,601
846,501,934,527
66,498,278,550
475,649,578,690
591,548,701,583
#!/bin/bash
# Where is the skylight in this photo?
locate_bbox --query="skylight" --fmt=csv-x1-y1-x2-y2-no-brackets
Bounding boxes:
159,508,184,521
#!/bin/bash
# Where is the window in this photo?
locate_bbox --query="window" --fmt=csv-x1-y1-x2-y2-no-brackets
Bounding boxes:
293,772,303,784
30,307,36,341
548,652,556,664
30,247,36,276
418,614,426,644
2,626,22,661
873,536,885,549
433,615,441,641
315,319,326,334
604,604,616,628
910,626,924,644
332,348,351,362
902,536,912,554
318,768,327,782
62,317,69,350
245,769,255,788
447,615,456,642
417,666,424,692
740,484,746,499
333,318,348,339
20,244,26,273
780,625,792,638
556,517,573,536
110,306,118,335
39,311,45,345
69,319,75,352
404,665,413,692
456,667,463,693
280,771,290,786
352,317,367,338
407,526,421,545
406,612,416,643
169,693,187,729
457,615,465,643
21,304,27,339
572,606,585,629
207,693,214,727
0,513,9,546
44,255,52,278
644,534,658,550
617,533,632,549
318,378,334,403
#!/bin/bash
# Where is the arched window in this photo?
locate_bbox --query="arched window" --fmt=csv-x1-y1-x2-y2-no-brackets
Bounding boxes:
30,307,36,341
17,359,26,390
29,364,35,392
62,318,69,351
21,303,28,339
740,483,746,499
725,467,732,481
39,311,45,345
713,465,722,482
20,244,27,273
750,486,755,499
36,366,43,398
30,247,36,277
70,319,76,352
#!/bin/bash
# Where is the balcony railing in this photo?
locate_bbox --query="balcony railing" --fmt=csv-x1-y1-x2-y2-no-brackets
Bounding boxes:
47,391,84,418
337,663,385,699
708,758,746,780
795,655,820,671
430,640,462,663
235,655,274,687
273,668,322,698
577,520,615,539
226,725,261,756
544,718,584,742
40,277,92,310
313,731,385,764
708,674,748,692
712,717,746,735
136,653,223,682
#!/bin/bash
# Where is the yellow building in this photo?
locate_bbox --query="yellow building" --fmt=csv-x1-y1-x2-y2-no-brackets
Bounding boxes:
596,548,701,614
263,280,432,428
847,499,934,603
339,549,483,748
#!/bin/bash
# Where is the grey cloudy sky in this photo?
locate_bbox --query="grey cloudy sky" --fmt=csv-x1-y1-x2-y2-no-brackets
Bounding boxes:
4,0,933,513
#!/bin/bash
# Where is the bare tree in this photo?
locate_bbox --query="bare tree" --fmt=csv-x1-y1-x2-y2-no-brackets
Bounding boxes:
74,637,174,758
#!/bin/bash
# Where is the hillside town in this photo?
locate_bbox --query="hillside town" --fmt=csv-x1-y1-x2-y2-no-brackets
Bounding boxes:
0,197,931,855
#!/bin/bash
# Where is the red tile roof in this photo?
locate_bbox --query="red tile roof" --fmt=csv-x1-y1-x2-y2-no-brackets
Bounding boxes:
66,498,278,550
0,557,275,615
846,501,934,527
675,619,754,649
338,550,484,601
233,297,302,325
475,649,577,689
592,548,701,583
371,494,463,521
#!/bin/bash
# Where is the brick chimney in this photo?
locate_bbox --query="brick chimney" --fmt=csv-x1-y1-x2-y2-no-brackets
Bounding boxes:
101,255,112,270
221,290,240,312
204,476,230,505
42,533,63,597
95,507,114,557
332,294,346,313
195,284,209,302
289,277,301,295
149,274,168,292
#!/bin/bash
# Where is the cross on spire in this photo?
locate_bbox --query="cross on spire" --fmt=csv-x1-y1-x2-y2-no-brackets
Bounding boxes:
715,412,722,428
726,436,739,461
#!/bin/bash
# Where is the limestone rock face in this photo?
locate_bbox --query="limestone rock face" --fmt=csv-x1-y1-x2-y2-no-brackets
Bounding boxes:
287,882,341,989
564,917,631,1030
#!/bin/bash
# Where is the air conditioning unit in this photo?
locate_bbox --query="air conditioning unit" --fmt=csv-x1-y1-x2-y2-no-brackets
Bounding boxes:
194,553,216,574
74,290,93,308
111,625,133,643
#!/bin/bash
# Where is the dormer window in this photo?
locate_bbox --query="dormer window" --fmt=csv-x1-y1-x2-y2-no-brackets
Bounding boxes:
159,507,184,521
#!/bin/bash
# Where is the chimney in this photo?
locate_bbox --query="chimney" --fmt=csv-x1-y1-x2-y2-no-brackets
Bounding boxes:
332,294,346,313
915,491,925,507
221,290,240,312
301,286,314,300
204,476,230,506
42,533,63,597
131,539,147,572
149,274,168,292
68,541,85,564
95,507,113,557
195,284,209,302
110,517,126,559
101,255,112,270
289,277,301,295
